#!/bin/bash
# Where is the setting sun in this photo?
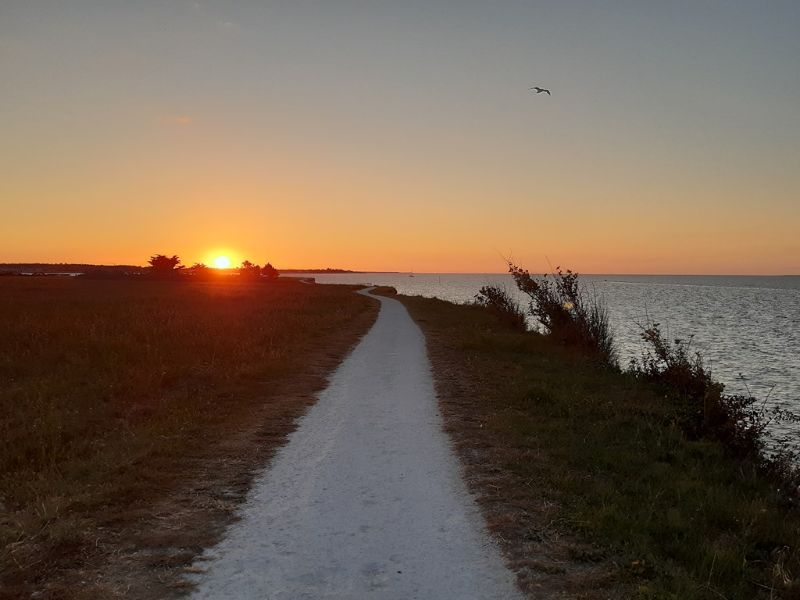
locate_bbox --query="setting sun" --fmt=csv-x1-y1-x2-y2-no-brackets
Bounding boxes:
213,256,231,269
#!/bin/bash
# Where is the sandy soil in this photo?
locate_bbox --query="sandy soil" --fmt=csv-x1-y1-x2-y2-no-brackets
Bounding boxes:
188,289,522,599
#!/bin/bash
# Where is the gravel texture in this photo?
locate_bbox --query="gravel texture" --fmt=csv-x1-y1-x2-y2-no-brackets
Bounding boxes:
189,289,522,599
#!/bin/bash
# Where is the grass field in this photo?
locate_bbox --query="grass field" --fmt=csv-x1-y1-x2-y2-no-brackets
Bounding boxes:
0,277,376,598
390,291,800,600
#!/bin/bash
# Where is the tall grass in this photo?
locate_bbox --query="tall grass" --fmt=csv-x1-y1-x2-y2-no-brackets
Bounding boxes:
0,277,374,593
0,280,320,478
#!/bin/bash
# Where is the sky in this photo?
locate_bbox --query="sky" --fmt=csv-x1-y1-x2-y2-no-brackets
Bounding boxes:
1,1,798,274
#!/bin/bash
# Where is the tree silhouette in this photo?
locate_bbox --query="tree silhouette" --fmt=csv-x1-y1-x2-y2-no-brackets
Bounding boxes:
262,262,279,279
189,262,212,278
239,260,261,278
148,254,182,277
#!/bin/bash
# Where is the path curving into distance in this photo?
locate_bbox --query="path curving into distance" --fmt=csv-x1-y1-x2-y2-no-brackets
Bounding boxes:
189,289,522,599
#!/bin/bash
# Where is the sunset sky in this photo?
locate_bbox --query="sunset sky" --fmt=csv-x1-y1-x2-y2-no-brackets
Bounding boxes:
1,1,798,274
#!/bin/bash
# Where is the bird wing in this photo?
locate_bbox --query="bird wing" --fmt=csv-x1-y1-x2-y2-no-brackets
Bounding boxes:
545,89,551,95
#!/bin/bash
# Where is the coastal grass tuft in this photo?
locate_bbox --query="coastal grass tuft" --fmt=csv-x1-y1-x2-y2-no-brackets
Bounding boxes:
394,293,800,599
0,277,376,597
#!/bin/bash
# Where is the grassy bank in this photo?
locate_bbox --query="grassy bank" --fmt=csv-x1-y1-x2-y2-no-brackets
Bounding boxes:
390,291,800,599
0,277,377,598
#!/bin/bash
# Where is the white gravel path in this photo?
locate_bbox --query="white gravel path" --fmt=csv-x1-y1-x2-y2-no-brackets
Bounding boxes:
189,289,523,599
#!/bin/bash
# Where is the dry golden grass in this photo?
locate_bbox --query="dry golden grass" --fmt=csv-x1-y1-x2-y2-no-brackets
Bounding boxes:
0,277,377,599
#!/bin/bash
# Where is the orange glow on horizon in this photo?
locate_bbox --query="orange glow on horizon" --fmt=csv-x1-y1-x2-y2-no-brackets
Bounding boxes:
1,4,799,275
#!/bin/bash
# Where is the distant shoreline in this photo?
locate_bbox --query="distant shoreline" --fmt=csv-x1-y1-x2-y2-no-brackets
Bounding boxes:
0,264,398,276
0,264,796,277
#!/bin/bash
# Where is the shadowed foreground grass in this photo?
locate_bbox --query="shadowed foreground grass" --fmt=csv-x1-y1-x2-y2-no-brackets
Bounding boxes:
0,277,376,598
392,292,800,600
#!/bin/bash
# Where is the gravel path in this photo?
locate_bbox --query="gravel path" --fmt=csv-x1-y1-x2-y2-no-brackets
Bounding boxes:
189,289,522,599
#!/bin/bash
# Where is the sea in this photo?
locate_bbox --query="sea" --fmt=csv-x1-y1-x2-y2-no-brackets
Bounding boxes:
308,272,800,439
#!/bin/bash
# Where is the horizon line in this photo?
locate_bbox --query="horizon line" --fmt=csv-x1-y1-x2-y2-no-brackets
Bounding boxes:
1,262,798,277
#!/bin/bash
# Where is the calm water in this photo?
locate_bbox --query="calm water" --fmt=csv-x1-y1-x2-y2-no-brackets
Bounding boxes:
309,273,800,433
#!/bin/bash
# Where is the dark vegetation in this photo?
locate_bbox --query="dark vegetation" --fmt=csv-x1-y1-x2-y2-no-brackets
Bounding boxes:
0,261,363,279
483,263,799,493
629,324,800,499
508,263,616,365
1,255,283,280
147,254,181,275
237,261,279,279
473,285,527,332
0,264,140,275
396,265,800,598
0,276,376,598
146,254,281,280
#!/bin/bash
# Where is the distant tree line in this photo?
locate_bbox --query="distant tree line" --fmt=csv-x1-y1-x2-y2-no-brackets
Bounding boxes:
147,255,280,280
236,260,279,279
0,264,139,276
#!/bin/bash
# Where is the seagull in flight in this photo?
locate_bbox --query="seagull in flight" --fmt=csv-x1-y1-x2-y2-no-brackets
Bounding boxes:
530,86,551,95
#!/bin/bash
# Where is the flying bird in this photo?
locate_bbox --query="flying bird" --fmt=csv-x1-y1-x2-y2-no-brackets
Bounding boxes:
530,86,551,95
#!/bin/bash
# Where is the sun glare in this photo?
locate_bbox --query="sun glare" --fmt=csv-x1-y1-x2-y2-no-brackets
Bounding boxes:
213,256,231,269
